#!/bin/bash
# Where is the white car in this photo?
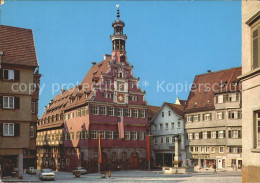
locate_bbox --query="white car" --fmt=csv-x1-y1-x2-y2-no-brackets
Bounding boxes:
39,169,55,181
72,167,87,175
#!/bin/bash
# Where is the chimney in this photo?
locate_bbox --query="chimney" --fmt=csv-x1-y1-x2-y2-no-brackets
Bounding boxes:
91,62,97,66
104,54,111,60
207,70,211,73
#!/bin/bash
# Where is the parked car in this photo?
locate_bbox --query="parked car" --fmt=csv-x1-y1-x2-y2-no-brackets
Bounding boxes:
72,167,87,175
39,169,55,181
26,167,36,175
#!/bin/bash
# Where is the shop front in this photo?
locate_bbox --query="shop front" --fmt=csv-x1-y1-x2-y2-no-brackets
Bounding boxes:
0,155,18,177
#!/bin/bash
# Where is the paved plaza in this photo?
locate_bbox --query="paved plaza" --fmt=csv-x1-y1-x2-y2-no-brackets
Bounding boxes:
1,170,242,183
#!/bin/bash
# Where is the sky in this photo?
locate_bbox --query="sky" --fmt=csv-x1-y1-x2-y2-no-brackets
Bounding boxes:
1,1,241,117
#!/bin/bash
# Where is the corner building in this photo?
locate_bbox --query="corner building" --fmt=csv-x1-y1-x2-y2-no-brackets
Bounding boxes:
37,8,148,172
185,67,242,170
239,1,260,182
0,25,41,178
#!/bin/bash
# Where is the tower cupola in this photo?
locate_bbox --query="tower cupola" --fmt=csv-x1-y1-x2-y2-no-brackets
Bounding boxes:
110,4,127,53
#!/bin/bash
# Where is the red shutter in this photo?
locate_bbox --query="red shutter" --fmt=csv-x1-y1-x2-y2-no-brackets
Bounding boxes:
15,97,20,109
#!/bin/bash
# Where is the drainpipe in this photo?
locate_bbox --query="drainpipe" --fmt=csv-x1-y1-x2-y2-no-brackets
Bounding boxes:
0,51,3,69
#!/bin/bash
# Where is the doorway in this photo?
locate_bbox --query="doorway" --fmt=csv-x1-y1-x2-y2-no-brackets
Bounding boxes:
130,152,139,169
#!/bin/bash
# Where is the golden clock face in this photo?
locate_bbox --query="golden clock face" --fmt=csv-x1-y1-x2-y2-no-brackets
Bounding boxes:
117,93,125,103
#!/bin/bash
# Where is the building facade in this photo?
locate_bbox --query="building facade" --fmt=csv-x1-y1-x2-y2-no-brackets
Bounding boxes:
37,8,148,172
239,1,260,182
150,99,186,168
185,67,242,170
0,25,41,177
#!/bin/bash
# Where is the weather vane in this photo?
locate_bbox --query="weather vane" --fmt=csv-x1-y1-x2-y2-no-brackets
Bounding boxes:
116,4,120,19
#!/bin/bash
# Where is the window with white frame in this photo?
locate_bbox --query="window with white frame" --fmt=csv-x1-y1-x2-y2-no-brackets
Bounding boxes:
205,146,210,153
193,114,199,122
190,147,194,152
162,112,164,117
171,136,175,143
154,137,158,144
153,124,157,130
131,132,137,140
132,109,138,118
195,133,199,140
3,69,14,80
99,106,106,115
140,110,146,118
108,107,114,116
203,132,207,139
200,147,204,153
160,137,164,144
139,132,144,140
217,112,224,120
118,108,123,116
124,131,130,140
219,146,224,153
166,136,169,144
107,131,113,139
187,116,193,122
91,106,98,115
3,123,14,136
165,123,168,129
188,133,193,140
211,147,215,153
194,147,199,152
126,109,131,117
178,122,181,128
171,123,174,129
228,110,242,119
212,131,216,138
3,96,14,109
255,111,260,148
159,124,163,130
204,113,211,121
100,131,105,139
218,95,224,104
219,131,225,138
168,111,171,116
91,131,97,139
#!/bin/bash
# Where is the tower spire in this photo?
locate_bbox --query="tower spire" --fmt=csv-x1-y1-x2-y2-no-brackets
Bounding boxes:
116,4,120,19
110,4,127,57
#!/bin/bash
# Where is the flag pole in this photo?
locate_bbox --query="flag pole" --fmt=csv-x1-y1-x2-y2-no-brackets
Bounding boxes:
98,131,100,173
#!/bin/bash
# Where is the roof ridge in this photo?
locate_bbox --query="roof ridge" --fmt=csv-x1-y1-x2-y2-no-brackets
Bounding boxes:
195,66,241,77
0,25,33,31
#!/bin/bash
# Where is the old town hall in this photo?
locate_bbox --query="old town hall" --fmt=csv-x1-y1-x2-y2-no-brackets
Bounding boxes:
36,7,149,172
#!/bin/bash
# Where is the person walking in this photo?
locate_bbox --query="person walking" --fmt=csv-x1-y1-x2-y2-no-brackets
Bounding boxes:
213,163,217,174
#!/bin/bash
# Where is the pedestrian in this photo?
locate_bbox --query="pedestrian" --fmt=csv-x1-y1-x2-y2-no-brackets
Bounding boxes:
213,163,217,174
